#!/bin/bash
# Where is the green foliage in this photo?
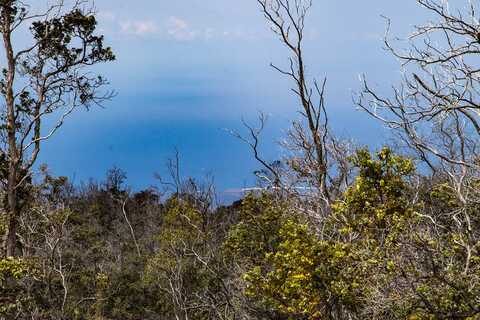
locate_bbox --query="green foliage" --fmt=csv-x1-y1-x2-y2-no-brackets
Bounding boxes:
0,257,29,282
332,148,416,242
0,257,38,318
226,149,420,319
5,149,480,320
144,195,227,319
241,219,368,319
224,192,287,263
30,9,115,65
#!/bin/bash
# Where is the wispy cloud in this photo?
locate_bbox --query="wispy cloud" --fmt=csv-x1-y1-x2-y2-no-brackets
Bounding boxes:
120,20,159,36
166,16,197,41
103,13,256,41
163,17,258,41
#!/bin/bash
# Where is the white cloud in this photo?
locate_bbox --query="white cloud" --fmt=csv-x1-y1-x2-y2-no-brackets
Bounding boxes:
115,15,254,41
168,16,188,30
120,20,159,36
166,16,197,41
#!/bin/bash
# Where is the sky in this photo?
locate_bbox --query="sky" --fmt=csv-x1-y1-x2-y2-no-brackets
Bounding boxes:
35,0,429,200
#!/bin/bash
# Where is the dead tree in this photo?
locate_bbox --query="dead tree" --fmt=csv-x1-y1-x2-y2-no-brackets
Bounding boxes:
356,0,480,206
358,0,480,172
242,0,355,212
357,1,480,311
0,0,115,256
228,113,282,188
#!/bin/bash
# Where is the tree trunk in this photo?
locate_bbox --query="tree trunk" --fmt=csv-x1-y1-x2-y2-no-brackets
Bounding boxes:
5,171,18,257
2,3,19,257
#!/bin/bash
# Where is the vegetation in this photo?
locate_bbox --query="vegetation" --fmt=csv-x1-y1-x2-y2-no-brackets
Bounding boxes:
1,0,480,319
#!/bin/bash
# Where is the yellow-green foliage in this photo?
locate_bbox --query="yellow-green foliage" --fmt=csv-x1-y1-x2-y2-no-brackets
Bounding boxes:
227,148,420,319
224,192,288,264
0,257,37,317
242,219,371,319
226,192,365,318
332,148,416,244
0,257,30,282
0,221,6,239
143,195,218,319
145,195,207,278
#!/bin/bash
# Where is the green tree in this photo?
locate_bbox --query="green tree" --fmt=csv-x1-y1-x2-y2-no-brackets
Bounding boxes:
145,192,237,320
227,149,419,319
0,0,115,257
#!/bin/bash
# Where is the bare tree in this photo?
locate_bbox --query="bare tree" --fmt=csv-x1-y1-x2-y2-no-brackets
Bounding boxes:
17,169,75,319
356,0,480,214
0,0,115,256
148,156,241,320
358,0,480,171
232,0,355,221
228,113,282,188
357,1,480,314
256,0,332,203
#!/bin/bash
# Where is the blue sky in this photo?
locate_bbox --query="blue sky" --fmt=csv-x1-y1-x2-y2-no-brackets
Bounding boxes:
37,0,428,198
